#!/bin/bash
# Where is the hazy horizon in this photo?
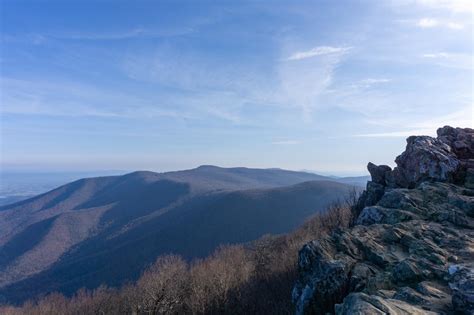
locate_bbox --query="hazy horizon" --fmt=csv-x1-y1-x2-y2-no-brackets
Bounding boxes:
1,0,473,174
0,165,369,207
0,165,370,178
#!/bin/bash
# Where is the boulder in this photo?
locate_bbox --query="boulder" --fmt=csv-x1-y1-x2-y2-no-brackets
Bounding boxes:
393,136,461,188
437,126,474,159
367,163,392,186
449,264,474,314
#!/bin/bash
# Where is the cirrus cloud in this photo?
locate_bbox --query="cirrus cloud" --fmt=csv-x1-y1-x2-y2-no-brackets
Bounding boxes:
286,46,352,61
417,18,438,27
416,18,464,29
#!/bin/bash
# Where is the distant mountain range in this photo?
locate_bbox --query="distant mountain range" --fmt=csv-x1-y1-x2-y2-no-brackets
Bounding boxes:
0,170,125,206
0,166,365,303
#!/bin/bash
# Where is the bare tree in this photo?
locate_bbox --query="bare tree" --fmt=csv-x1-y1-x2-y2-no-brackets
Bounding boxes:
134,255,189,315
188,245,254,314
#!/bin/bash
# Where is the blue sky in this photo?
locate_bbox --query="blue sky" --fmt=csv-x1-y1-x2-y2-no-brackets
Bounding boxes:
1,0,472,175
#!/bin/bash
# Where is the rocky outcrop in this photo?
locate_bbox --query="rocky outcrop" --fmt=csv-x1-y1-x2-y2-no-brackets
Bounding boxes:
293,126,474,314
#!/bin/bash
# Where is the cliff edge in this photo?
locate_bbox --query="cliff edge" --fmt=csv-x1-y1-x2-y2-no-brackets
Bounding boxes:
293,126,474,314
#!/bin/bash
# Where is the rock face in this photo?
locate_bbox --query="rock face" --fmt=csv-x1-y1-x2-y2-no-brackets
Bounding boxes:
293,126,474,314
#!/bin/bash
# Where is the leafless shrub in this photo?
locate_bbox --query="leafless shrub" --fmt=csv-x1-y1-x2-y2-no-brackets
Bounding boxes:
68,286,121,315
0,305,18,315
9,292,68,315
291,188,358,247
133,255,189,314
188,245,254,314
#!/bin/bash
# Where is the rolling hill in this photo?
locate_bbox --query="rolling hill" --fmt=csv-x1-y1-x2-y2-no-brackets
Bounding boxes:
0,166,360,304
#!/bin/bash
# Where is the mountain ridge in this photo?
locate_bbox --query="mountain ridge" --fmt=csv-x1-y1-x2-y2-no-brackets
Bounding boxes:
0,166,360,304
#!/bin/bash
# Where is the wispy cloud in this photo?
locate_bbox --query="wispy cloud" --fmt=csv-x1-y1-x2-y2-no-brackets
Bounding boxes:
286,46,352,61
0,77,196,120
359,78,391,85
278,45,353,120
422,52,450,58
420,52,473,69
354,106,473,138
119,48,279,125
417,18,438,27
271,140,301,145
0,28,195,46
416,18,464,29
351,78,391,89
446,22,464,29
56,28,195,40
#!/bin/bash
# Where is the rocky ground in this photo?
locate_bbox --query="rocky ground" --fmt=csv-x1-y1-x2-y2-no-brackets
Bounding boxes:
293,126,474,315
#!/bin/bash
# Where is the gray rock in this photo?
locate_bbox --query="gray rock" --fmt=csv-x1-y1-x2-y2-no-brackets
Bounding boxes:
356,206,386,225
437,126,474,159
368,162,392,186
449,264,474,314
335,292,435,315
392,259,423,284
393,135,460,188
364,182,385,206
293,240,355,315
293,126,474,314
465,168,474,189
356,206,415,226
393,287,430,305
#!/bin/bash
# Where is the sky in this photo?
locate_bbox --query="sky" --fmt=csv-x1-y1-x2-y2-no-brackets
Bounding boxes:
0,0,473,176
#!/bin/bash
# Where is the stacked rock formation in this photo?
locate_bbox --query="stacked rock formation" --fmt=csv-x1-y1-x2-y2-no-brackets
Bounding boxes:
293,126,474,314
